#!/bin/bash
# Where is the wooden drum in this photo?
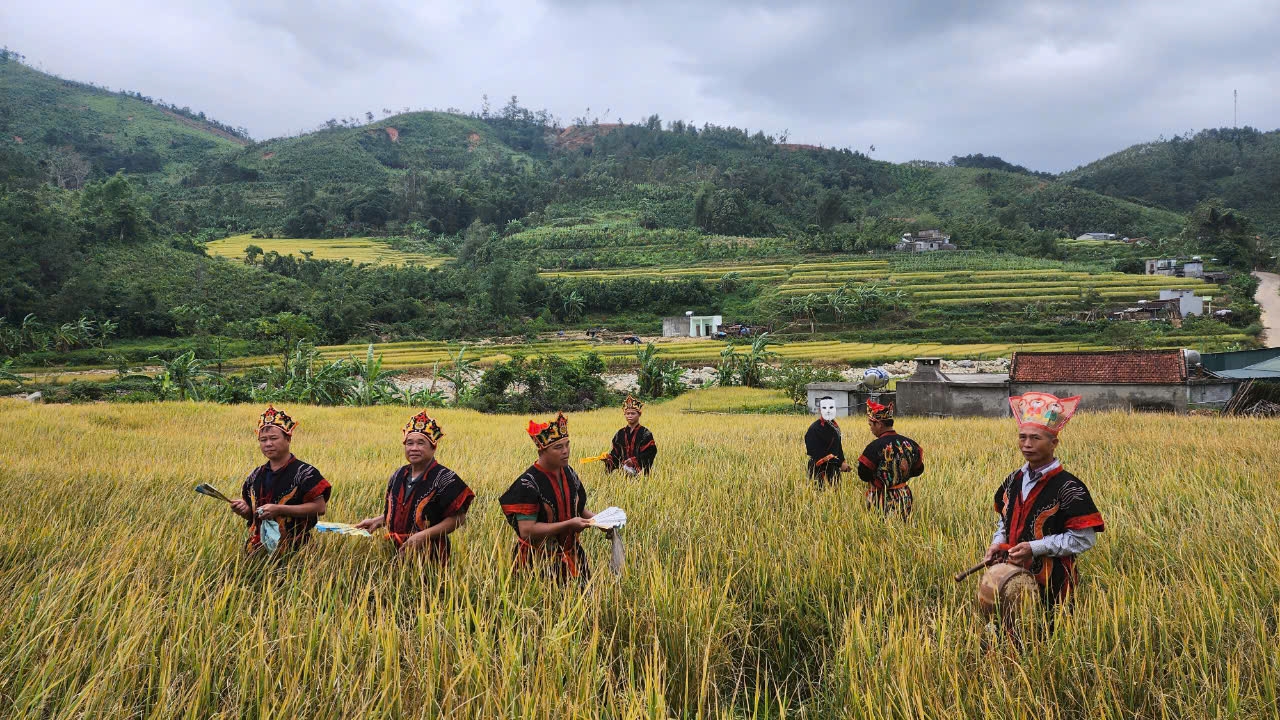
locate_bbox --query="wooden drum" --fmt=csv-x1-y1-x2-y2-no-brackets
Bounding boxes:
977,563,1040,618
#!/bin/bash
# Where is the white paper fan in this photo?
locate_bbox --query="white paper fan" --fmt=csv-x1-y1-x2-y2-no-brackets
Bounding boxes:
591,506,627,530
315,522,373,537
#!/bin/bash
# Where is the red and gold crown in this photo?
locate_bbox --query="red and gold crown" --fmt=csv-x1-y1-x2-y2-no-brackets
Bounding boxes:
1010,392,1080,436
402,410,443,445
527,412,569,450
623,394,644,413
256,405,298,436
866,400,894,422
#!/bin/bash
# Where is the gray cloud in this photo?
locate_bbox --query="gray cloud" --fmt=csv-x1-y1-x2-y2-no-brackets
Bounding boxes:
3,0,1278,170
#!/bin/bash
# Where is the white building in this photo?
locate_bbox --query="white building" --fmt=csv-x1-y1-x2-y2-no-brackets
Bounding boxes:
1146,258,1178,276
1159,289,1205,317
895,230,956,252
661,314,723,338
1076,232,1118,241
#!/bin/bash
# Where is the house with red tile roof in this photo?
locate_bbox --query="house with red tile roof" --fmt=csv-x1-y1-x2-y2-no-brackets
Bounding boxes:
893,350,1237,416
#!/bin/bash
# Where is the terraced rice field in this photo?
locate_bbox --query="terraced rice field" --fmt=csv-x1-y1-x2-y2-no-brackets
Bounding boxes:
538,263,793,282
230,336,1250,372
206,235,449,267
540,256,1219,307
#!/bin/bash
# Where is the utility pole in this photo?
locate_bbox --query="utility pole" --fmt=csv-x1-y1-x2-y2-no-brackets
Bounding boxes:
1234,89,1238,128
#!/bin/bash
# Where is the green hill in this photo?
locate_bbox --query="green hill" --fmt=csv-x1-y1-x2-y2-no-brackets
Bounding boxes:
0,60,1264,363
0,53,246,187
161,108,1186,258
1061,127,1280,234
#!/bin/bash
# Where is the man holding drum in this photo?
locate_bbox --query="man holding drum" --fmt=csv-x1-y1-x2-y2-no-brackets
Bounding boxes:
982,392,1105,611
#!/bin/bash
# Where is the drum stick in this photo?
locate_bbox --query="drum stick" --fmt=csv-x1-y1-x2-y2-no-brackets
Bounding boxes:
954,559,990,582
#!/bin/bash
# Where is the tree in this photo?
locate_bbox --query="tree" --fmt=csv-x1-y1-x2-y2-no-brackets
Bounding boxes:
244,245,263,265
737,333,777,388
346,344,402,406
562,290,585,321
257,312,320,375
150,350,213,401
816,189,844,231
790,293,823,334
45,146,91,189
79,173,152,244
1182,200,1259,269
636,343,683,399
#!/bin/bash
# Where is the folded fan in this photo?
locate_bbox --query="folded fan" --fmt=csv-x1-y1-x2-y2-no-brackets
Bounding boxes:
194,483,233,503
591,506,627,530
315,522,372,538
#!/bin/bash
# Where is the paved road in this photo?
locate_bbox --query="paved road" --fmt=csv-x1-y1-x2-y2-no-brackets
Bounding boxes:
1254,271,1280,348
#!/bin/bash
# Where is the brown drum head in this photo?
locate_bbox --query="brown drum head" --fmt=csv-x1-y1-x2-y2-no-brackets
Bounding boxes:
978,563,1040,617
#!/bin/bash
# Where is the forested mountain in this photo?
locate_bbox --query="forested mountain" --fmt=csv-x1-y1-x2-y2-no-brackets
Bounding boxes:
1062,127,1280,235
0,51,245,187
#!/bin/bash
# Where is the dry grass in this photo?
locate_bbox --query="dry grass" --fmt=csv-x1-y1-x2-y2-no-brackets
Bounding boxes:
0,392,1277,718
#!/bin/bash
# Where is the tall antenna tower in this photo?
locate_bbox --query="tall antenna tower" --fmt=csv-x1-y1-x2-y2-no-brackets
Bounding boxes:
1234,89,1238,128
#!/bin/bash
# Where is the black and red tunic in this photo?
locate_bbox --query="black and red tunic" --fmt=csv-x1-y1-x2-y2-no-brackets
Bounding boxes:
857,430,925,515
241,455,331,553
993,464,1105,608
499,463,590,583
804,418,845,485
383,461,475,563
603,424,657,475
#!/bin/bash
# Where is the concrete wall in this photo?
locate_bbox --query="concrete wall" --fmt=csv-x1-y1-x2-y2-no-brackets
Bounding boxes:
661,317,687,337
1011,382,1187,413
1189,381,1236,409
897,379,1010,417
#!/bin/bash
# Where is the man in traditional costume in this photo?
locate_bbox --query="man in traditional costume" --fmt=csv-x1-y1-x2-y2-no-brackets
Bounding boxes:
603,395,657,476
983,392,1105,610
354,411,475,564
856,400,925,516
499,413,598,583
230,406,331,553
805,396,850,486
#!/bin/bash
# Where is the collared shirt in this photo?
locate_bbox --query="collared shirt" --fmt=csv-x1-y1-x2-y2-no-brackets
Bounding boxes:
991,458,1097,557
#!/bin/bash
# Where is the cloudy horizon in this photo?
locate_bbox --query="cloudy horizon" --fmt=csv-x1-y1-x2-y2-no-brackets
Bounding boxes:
4,0,1278,172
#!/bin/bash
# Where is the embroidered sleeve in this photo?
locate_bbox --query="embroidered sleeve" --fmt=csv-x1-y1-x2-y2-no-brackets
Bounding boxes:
499,475,541,526
297,465,332,504
1059,478,1105,532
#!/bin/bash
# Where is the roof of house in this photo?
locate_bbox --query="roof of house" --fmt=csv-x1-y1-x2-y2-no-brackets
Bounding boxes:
1010,350,1187,385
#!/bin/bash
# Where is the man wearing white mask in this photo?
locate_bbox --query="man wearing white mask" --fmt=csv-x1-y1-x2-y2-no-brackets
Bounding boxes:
805,396,850,486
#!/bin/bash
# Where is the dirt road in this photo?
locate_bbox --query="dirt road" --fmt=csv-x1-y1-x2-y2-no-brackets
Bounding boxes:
1254,271,1280,348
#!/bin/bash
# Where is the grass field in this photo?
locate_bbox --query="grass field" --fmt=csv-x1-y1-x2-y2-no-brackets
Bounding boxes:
205,235,449,267
0,393,1276,717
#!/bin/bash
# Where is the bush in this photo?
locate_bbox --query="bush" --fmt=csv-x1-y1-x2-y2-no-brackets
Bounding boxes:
465,353,614,414
769,361,843,406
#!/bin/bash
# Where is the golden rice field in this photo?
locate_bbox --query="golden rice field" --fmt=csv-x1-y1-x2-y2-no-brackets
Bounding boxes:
230,336,1256,373
233,339,1130,371
206,234,449,267
0,391,1277,718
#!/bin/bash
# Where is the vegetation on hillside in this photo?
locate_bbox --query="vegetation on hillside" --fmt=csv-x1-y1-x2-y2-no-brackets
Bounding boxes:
1063,127,1280,238
1,60,1275,371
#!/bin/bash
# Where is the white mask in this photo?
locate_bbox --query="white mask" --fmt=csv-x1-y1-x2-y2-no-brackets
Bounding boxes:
819,399,838,422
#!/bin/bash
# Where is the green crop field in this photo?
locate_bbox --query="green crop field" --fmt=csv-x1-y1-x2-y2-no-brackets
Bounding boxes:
206,235,450,267
537,252,1218,308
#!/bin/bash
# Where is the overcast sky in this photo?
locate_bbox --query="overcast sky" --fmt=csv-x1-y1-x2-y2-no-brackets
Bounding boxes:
4,0,1278,172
